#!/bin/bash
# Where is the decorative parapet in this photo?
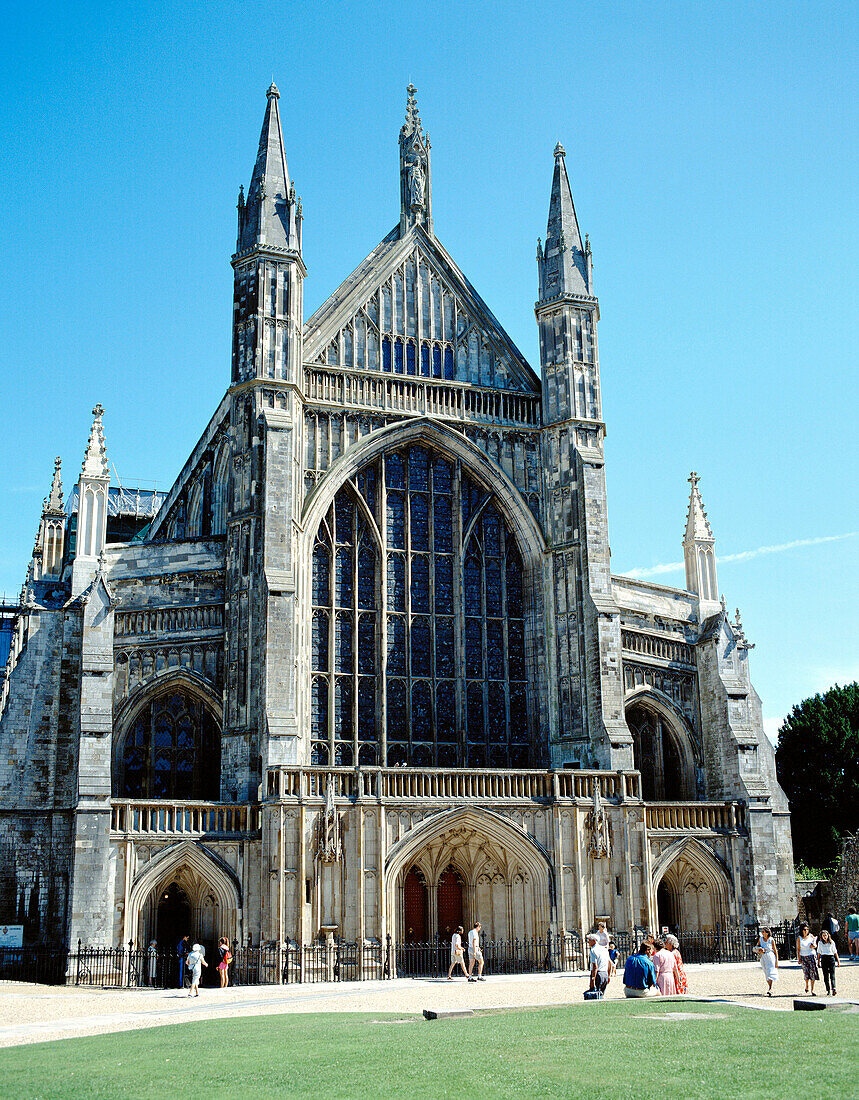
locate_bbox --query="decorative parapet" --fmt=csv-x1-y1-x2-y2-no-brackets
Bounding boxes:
115,603,224,638
645,801,747,835
110,799,259,837
303,366,541,428
621,628,694,666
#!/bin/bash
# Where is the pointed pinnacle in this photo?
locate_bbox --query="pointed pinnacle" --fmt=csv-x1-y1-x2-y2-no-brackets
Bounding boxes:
267,82,279,99
554,141,566,158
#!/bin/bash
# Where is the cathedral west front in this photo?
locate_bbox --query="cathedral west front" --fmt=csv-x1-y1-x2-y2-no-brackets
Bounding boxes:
0,85,796,958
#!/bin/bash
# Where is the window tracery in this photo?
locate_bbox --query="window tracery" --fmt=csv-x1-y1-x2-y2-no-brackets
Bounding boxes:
311,445,529,767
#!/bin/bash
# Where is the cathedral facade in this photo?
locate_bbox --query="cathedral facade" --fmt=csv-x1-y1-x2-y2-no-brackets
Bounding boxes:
0,86,795,956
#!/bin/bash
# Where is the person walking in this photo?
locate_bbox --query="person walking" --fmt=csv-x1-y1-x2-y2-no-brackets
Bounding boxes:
185,943,207,997
148,939,158,988
447,925,468,980
796,923,819,995
652,939,678,995
845,907,859,959
755,927,779,996
594,922,610,948
586,933,611,996
467,921,485,982
817,929,840,996
176,934,190,988
622,944,658,998
665,934,687,994
217,937,232,988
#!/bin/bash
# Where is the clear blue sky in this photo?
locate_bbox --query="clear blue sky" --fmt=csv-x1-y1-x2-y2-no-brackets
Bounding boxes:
1,0,856,739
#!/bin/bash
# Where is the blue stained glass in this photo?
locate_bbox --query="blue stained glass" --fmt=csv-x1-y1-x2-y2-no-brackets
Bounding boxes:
358,614,375,674
489,745,508,767
406,342,416,374
358,678,375,739
387,743,409,766
435,617,454,677
487,620,504,679
437,743,457,765
444,347,454,379
432,344,442,377
335,497,354,542
434,555,453,610
358,547,376,608
465,617,483,677
312,542,330,605
359,743,377,765
432,456,452,492
433,496,452,552
467,682,484,741
335,677,352,738
357,469,376,513
436,681,456,740
312,610,329,671
506,550,523,616
335,614,352,673
408,447,429,489
488,683,506,738
461,481,485,529
411,618,431,676
483,509,501,554
387,679,407,738
387,616,406,674
335,547,353,607
412,681,431,734
335,742,353,766
412,744,432,766
410,556,430,612
420,343,430,376
311,676,328,740
410,494,429,550
510,683,528,741
385,453,404,489
386,554,405,612
485,559,502,615
311,742,329,765
386,492,405,549
382,335,391,372
394,339,404,373
464,556,481,613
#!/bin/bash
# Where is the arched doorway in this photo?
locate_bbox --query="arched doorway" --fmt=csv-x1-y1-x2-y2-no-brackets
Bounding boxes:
403,867,428,943
653,841,733,932
437,866,464,940
656,880,677,932
626,698,695,801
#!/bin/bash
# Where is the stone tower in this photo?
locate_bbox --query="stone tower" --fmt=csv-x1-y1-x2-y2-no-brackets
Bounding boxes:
536,145,631,769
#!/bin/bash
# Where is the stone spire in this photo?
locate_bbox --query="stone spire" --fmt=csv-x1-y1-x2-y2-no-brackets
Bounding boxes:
81,404,109,478
237,82,299,253
399,84,432,237
683,472,719,611
538,143,591,301
45,456,64,515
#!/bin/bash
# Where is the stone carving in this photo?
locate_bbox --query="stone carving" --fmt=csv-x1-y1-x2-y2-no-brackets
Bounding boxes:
585,787,611,860
313,779,342,864
408,159,425,208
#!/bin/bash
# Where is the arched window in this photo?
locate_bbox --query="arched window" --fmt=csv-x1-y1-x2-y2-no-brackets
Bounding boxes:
311,445,530,768
626,700,693,801
116,690,220,799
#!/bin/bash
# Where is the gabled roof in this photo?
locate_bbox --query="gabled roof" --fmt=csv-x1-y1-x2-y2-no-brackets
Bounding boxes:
304,223,540,393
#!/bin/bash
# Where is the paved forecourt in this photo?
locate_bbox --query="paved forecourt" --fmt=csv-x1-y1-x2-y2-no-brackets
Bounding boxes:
1,960,858,1048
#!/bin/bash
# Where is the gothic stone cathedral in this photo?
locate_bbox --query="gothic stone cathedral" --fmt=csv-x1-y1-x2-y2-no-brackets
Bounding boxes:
0,86,795,955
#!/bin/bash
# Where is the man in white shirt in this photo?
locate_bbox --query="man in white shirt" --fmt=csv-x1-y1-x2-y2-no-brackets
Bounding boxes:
467,921,485,982
587,932,611,994
447,925,468,980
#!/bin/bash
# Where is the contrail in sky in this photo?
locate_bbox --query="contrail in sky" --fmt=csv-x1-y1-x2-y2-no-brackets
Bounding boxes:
625,532,858,579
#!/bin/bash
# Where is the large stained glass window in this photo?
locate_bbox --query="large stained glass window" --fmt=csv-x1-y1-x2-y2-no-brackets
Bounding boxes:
311,445,529,768
117,691,220,799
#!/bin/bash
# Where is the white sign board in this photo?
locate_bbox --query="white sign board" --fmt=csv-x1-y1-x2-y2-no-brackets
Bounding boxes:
0,925,24,948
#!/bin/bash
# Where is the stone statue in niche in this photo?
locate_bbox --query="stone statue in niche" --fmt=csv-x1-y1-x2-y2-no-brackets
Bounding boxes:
586,786,611,860
313,779,342,864
408,158,425,208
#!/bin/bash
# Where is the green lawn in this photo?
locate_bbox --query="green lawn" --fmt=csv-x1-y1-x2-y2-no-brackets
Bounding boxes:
0,1001,856,1099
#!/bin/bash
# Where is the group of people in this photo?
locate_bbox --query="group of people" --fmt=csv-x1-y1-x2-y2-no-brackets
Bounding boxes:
447,922,486,982
175,934,233,995
596,929,688,999
757,913,850,998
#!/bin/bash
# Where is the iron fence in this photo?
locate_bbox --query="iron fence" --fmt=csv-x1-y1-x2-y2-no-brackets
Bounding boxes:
397,931,586,978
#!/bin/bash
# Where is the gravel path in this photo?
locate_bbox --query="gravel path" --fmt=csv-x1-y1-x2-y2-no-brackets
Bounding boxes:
1,959,857,1048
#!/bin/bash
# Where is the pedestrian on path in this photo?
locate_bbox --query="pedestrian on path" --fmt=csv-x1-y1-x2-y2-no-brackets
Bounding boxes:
586,933,611,996
846,907,859,959
796,923,819,995
652,939,678,995
148,940,158,988
755,927,779,996
217,937,232,988
447,926,468,980
817,929,839,996
176,934,190,988
185,943,207,997
467,922,485,982
665,934,687,994
594,922,610,948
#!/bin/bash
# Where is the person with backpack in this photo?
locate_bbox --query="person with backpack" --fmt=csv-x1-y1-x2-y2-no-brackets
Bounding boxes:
217,937,232,988
821,912,839,939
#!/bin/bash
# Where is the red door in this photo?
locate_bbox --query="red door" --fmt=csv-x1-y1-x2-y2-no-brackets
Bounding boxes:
403,867,427,942
436,866,464,940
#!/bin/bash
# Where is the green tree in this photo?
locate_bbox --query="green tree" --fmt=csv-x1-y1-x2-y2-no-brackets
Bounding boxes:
775,682,859,869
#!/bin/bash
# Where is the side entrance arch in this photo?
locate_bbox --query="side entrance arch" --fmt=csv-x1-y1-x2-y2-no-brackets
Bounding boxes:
385,807,553,943
651,838,734,932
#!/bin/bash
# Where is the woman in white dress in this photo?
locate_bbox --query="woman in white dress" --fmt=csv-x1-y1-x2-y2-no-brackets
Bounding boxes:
756,927,779,996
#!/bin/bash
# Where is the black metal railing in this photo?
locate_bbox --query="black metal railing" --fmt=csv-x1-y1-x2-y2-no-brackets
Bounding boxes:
396,931,586,978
